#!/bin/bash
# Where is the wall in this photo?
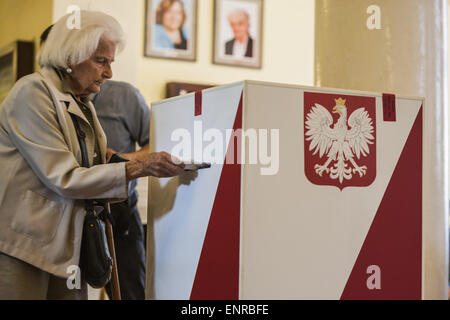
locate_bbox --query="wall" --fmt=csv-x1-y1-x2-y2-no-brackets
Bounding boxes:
0,0,53,70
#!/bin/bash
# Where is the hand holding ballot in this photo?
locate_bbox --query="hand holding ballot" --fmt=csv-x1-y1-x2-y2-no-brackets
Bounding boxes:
125,151,185,181
183,161,211,171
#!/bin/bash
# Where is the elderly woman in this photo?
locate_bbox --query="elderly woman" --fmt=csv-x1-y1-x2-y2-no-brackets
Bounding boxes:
154,0,188,50
0,11,184,299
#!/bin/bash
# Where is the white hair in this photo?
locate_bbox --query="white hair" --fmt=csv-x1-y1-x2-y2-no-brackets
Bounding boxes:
227,9,250,22
38,10,126,69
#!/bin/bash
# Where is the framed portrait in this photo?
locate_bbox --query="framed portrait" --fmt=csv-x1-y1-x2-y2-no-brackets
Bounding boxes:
213,0,263,69
144,0,197,61
0,41,34,103
166,82,214,98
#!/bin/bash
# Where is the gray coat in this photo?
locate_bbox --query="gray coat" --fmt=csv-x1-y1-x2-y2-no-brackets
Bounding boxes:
0,67,128,278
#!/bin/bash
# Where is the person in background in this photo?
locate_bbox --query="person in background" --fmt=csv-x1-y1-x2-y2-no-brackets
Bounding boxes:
154,0,188,50
92,82,149,300
0,11,184,300
225,9,253,58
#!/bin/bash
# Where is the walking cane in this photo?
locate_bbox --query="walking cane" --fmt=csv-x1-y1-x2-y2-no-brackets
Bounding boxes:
105,201,121,300
103,152,131,300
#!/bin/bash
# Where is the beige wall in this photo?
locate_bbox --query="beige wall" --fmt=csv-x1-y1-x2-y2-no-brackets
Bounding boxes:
0,0,53,70
315,0,448,299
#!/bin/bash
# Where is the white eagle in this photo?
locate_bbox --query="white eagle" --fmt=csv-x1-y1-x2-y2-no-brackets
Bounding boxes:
305,98,374,183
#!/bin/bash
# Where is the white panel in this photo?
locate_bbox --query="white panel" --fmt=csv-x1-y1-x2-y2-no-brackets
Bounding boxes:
240,83,422,299
149,84,244,299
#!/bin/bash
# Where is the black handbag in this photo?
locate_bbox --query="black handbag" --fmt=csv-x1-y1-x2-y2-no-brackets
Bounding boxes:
71,114,113,289
79,205,113,288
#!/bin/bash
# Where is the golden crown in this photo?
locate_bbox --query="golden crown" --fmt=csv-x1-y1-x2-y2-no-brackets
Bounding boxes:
334,98,346,106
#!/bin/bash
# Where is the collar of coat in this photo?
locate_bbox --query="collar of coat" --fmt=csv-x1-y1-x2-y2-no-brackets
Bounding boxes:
38,67,94,127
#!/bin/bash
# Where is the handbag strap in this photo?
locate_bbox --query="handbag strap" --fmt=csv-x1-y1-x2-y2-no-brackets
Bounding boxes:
71,114,89,168
69,112,113,223
70,114,96,214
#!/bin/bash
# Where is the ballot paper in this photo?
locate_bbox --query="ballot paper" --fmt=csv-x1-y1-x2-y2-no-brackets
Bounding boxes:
183,162,211,171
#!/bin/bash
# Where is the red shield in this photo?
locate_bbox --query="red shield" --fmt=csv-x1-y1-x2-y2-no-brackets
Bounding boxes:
304,92,376,190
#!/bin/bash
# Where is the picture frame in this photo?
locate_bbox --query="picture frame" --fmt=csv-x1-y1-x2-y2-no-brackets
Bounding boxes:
166,82,214,98
213,0,263,69
144,0,197,61
0,41,34,103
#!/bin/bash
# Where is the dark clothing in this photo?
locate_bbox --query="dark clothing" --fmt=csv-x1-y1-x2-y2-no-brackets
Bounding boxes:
105,203,145,300
174,29,187,50
92,81,150,155
225,37,254,58
92,80,150,300
77,103,102,166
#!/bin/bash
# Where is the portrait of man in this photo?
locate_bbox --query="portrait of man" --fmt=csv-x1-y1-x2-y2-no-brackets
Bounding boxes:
224,9,253,58
213,0,263,68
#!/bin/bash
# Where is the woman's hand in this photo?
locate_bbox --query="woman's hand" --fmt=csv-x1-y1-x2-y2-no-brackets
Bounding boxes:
125,151,185,181
106,148,116,163
119,145,149,161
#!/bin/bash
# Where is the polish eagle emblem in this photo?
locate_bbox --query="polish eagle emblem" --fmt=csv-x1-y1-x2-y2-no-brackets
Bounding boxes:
305,98,375,184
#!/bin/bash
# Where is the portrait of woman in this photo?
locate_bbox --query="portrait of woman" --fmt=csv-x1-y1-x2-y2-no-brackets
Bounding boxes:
145,0,197,61
155,0,187,50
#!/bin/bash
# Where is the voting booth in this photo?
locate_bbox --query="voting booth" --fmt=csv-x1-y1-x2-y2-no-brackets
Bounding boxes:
146,80,431,300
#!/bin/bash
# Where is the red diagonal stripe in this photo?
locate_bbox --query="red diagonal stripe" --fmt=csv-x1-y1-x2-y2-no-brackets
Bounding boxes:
341,106,422,300
190,93,243,300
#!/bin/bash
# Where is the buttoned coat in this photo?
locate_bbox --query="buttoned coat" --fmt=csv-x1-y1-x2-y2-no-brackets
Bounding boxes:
0,67,128,278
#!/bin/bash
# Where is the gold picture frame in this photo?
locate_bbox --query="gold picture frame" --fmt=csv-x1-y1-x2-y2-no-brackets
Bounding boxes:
166,81,214,98
144,0,198,61
0,41,34,103
213,0,263,69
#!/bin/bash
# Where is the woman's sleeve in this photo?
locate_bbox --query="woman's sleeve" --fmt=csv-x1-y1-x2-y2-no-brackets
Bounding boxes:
4,79,128,200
